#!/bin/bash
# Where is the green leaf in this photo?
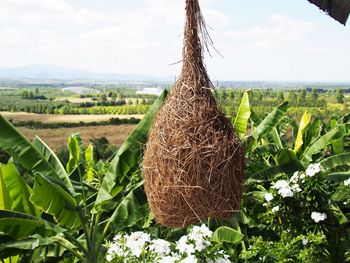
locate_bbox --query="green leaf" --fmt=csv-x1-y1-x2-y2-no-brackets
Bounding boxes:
30,174,81,229
233,91,251,138
276,149,297,166
251,102,289,141
294,111,311,154
66,135,80,174
94,90,168,209
0,210,63,239
329,203,348,225
320,152,350,172
327,171,350,182
85,144,94,164
0,115,74,193
211,226,244,244
109,183,149,232
251,161,303,181
33,136,68,185
330,119,344,154
0,162,39,217
250,110,261,127
301,124,350,165
0,166,12,211
2,256,18,263
271,128,283,149
85,144,94,182
0,234,57,252
251,144,280,158
304,118,322,149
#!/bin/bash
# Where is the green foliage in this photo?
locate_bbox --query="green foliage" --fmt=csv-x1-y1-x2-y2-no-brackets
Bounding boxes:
211,226,244,244
0,90,168,262
233,91,251,138
241,232,327,262
0,88,350,262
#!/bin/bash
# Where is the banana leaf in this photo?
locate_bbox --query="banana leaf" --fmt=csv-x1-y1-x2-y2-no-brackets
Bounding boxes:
251,144,280,158
85,144,94,182
0,166,12,210
301,124,350,165
33,136,68,187
251,102,289,141
108,182,148,232
211,226,244,244
1,162,39,217
327,171,350,182
233,91,251,138
304,118,322,149
0,115,74,193
294,111,311,154
94,90,167,210
0,234,57,253
30,174,81,229
66,135,81,174
251,161,303,181
320,152,350,172
330,119,344,154
0,210,63,239
276,149,297,166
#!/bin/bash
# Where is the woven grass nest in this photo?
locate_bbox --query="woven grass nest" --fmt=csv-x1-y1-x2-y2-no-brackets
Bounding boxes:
143,0,245,228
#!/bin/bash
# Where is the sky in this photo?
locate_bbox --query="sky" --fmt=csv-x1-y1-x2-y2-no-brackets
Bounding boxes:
0,0,349,82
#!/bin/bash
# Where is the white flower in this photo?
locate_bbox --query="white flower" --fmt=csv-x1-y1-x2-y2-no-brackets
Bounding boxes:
107,243,124,258
344,178,350,186
207,253,231,263
188,224,212,252
113,234,123,242
176,236,195,255
279,186,294,198
181,255,198,263
158,256,179,263
264,193,274,202
311,212,327,223
291,183,302,192
125,232,150,257
272,180,293,198
290,171,299,183
302,239,308,246
306,163,322,177
214,256,231,263
272,180,289,190
194,239,210,252
106,254,113,262
150,239,171,256
272,206,280,212
189,224,213,240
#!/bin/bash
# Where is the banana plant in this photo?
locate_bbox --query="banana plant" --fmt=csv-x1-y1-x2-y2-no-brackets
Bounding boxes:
0,90,168,263
237,92,350,183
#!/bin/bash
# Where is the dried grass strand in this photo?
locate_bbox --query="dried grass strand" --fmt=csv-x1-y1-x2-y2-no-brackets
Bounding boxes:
143,0,245,228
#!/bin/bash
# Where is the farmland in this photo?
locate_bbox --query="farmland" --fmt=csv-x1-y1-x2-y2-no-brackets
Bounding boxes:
17,125,136,151
1,111,144,124
0,81,349,152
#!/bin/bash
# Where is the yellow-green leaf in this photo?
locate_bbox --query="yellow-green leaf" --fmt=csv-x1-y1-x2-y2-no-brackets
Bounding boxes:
294,111,311,154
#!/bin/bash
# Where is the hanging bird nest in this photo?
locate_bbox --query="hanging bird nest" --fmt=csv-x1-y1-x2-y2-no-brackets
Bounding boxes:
143,0,245,228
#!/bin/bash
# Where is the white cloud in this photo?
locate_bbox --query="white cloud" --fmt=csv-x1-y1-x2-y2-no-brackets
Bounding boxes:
224,15,315,50
0,0,348,81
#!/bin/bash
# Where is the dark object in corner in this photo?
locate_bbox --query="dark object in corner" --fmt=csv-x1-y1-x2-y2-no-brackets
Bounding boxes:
308,0,350,25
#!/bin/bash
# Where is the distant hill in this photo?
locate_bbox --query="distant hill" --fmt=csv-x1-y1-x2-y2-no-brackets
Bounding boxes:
0,64,172,82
